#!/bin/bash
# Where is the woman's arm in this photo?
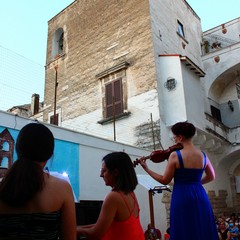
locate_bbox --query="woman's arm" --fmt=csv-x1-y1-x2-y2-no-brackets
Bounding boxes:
201,156,215,184
227,230,231,240
60,181,77,240
139,151,177,185
78,224,95,229
218,232,222,240
77,192,118,238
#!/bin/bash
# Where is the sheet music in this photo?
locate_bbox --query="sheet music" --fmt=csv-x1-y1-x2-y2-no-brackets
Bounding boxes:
137,174,170,191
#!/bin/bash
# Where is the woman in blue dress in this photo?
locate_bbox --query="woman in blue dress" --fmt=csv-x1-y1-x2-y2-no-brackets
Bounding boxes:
139,121,219,240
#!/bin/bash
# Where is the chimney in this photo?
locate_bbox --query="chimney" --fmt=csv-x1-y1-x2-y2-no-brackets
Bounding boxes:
31,94,40,115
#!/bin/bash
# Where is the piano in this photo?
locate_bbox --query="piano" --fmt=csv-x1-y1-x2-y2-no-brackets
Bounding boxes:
76,200,103,240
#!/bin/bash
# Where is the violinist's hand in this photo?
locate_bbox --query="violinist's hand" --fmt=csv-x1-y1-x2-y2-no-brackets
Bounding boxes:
139,157,149,171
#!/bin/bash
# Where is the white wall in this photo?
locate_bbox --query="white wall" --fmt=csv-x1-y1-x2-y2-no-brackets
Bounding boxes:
181,62,206,130
149,0,203,68
61,89,160,146
157,55,187,126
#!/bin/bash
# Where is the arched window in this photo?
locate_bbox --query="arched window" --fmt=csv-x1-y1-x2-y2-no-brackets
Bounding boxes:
2,142,9,151
52,28,64,58
0,128,14,167
1,157,8,168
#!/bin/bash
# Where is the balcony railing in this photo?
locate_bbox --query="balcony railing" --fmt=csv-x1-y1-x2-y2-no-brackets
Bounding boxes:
205,113,240,145
202,34,239,55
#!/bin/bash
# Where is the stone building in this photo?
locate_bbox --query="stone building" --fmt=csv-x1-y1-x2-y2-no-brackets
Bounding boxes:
41,0,240,229
7,93,43,119
43,0,204,148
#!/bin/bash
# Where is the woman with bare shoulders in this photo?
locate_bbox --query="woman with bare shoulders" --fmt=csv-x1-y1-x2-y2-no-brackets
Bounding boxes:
77,151,145,240
0,123,76,240
139,121,219,240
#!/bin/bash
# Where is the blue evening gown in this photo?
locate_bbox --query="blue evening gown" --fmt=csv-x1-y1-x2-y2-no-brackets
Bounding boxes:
169,150,219,240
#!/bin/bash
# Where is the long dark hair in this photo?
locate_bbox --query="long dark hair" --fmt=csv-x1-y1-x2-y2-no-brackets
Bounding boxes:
102,152,138,193
0,123,54,207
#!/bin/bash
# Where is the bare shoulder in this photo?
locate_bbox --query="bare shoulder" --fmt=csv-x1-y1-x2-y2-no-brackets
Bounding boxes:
170,151,178,158
201,150,209,158
40,174,74,210
168,151,179,163
45,174,73,194
104,191,120,202
103,191,123,207
198,149,209,162
48,174,71,184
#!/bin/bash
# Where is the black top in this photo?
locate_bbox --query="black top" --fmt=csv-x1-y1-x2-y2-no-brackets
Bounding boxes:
0,211,60,240
218,228,230,240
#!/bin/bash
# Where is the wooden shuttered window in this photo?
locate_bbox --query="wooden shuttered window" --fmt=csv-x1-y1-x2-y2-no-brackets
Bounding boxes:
105,78,123,118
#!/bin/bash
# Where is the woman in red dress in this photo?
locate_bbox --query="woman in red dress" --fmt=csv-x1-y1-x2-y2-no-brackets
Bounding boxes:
77,152,145,240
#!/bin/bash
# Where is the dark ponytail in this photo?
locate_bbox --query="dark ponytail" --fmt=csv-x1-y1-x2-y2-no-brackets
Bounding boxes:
0,123,54,207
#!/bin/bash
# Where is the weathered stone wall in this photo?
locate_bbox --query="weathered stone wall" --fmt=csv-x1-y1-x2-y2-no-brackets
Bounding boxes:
135,119,161,150
42,0,205,148
44,0,156,122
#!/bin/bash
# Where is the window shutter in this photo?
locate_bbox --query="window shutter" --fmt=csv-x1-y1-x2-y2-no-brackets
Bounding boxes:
105,78,123,118
113,79,123,116
106,83,113,118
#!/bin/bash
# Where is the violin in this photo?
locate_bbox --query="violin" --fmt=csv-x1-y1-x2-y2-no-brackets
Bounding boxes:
133,143,183,167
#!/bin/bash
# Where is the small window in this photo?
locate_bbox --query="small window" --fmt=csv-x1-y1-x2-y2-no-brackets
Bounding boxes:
105,78,123,118
58,33,64,53
210,105,222,122
177,20,185,38
52,28,64,58
50,114,59,125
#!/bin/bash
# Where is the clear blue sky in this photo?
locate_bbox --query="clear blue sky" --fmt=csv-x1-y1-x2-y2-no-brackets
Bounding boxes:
0,0,74,65
0,0,74,110
0,0,239,110
187,0,240,31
